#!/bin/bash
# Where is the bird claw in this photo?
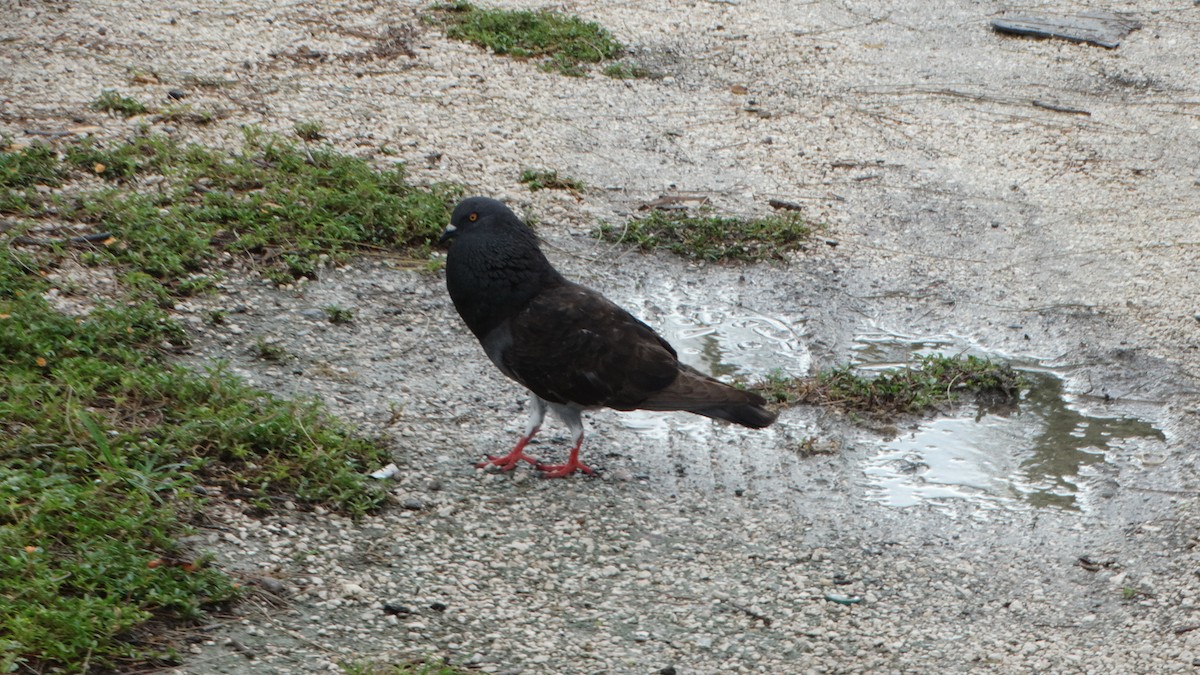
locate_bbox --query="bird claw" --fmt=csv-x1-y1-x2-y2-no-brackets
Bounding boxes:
476,449,538,472
536,459,596,479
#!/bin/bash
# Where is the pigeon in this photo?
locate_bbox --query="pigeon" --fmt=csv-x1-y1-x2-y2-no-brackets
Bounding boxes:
440,197,777,478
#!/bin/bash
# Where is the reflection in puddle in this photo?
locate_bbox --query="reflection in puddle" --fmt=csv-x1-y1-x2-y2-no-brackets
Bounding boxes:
628,285,809,379
858,336,1165,510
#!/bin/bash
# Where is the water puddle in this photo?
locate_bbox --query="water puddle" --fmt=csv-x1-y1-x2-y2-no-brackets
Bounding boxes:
623,283,810,379
855,333,1165,511
613,286,808,489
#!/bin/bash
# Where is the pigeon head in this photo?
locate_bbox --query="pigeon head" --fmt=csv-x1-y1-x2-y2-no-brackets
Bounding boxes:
441,197,527,244
442,197,562,340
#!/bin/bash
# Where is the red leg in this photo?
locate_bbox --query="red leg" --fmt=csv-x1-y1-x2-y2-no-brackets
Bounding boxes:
536,436,595,479
476,427,540,471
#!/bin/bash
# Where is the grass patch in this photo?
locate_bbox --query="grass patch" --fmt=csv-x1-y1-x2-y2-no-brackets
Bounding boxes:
0,128,458,670
753,354,1025,418
0,249,392,671
2,129,459,291
519,167,583,193
91,89,149,117
595,209,815,262
437,2,623,76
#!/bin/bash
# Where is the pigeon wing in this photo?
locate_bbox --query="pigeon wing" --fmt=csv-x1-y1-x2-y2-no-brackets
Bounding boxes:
498,283,680,409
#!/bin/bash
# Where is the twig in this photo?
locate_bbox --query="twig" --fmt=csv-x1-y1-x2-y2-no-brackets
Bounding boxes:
768,199,805,212
726,600,773,627
1032,100,1091,116
23,128,76,138
9,232,115,247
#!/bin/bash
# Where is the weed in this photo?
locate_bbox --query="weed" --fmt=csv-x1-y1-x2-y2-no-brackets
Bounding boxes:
295,120,325,142
603,61,653,79
424,256,446,273
752,354,1025,418
0,142,63,188
324,305,355,324
341,660,477,675
253,338,290,361
438,2,622,76
595,209,815,262
519,168,584,192
91,89,149,117
158,104,216,125
1120,586,1150,601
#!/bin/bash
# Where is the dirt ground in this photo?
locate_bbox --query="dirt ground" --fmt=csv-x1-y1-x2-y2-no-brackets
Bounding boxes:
4,0,1200,672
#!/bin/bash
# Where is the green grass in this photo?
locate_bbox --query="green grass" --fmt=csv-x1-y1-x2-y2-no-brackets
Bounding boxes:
2,130,459,291
295,120,325,142
0,129,457,671
603,61,654,79
753,354,1025,418
437,2,624,76
0,141,63,189
0,249,392,671
157,104,216,126
91,89,149,117
595,209,816,262
324,305,356,324
519,167,584,193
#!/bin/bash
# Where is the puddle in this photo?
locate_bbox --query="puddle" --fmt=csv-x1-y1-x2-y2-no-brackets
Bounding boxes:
610,281,810,380
856,334,1165,511
652,287,810,378
612,286,808,487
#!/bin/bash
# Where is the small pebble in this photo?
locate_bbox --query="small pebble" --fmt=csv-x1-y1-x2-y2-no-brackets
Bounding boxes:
382,602,411,615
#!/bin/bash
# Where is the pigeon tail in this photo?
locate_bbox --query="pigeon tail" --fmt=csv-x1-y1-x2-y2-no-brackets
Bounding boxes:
635,366,778,429
688,402,778,429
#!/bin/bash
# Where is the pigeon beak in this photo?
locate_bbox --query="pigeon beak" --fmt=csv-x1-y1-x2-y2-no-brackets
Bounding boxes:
438,224,457,244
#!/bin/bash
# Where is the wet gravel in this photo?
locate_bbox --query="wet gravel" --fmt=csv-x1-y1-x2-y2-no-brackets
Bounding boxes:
154,257,1200,674
6,0,1200,672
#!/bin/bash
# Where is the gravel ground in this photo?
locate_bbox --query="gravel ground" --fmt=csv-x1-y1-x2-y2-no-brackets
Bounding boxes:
5,0,1200,673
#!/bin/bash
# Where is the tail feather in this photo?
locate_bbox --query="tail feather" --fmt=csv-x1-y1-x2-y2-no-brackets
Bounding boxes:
636,365,778,429
689,401,777,429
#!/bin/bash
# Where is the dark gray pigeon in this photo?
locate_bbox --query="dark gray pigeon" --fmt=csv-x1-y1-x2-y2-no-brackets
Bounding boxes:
440,197,777,478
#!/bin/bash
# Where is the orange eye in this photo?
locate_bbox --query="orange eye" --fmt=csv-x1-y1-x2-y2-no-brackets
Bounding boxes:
468,212,478,222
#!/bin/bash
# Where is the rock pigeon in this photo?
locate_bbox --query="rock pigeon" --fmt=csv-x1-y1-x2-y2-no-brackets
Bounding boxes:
440,197,777,478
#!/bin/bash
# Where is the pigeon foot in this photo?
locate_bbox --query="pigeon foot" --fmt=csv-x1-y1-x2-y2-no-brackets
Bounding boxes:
536,457,595,478
476,433,539,471
536,440,595,478
476,450,538,471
